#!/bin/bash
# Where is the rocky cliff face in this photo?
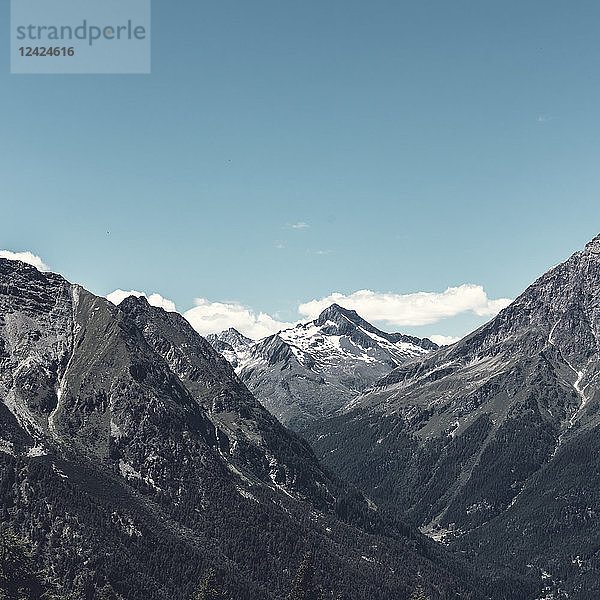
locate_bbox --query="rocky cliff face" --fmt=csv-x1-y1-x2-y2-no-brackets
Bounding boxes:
307,234,600,599
0,258,496,600
209,304,436,430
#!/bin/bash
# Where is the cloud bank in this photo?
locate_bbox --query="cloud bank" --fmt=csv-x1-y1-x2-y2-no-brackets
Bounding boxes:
184,299,296,340
298,285,511,327
106,289,177,312
108,283,511,344
0,250,49,272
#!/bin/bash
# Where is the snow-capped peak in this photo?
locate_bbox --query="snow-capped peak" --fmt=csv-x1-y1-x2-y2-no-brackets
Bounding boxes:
207,305,437,429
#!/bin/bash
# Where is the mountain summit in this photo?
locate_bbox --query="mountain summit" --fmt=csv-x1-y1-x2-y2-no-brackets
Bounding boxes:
209,304,437,429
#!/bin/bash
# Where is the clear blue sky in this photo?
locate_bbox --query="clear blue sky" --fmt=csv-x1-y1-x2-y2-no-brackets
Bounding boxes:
2,1,600,340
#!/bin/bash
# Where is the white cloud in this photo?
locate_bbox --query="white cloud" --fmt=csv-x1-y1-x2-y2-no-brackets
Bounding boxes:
298,285,512,327
429,334,462,346
106,289,177,312
0,250,49,272
291,221,310,229
183,299,295,340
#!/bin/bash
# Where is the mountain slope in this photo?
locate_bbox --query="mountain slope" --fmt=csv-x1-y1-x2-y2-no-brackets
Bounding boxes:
208,304,436,430
307,234,600,599
0,257,502,600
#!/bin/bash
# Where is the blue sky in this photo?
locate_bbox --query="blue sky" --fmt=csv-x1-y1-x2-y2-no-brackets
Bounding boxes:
2,1,600,342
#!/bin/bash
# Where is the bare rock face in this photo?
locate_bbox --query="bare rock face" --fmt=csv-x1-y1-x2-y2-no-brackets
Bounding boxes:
208,303,437,430
0,258,495,600
307,234,600,599
0,261,74,447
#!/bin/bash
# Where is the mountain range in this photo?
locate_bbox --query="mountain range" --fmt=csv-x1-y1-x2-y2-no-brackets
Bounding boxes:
207,304,436,430
6,233,600,599
0,257,502,600
307,233,600,600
